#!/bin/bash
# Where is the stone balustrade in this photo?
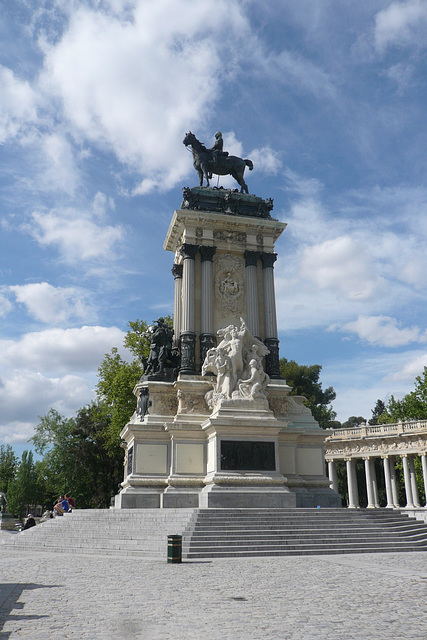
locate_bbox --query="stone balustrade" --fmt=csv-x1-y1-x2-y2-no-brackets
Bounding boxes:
325,420,427,509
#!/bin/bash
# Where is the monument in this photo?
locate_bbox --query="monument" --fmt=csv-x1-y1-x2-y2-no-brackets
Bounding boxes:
115,133,341,509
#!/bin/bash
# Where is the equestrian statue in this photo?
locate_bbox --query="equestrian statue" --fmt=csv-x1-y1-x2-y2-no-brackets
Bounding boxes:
183,131,253,194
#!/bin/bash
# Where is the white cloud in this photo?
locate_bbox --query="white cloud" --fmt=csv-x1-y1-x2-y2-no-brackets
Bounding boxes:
9,282,93,324
0,326,127,373
0,293,13,318
300,236,380,300
375,0,427,52
38,132,81,196
330,315,426,348
385,352,427,383
0,65,38,142
0,371,95,442
257,48,337,100
0,324,131,443
249,147,282,175
29,206,123,263
37,0,251,191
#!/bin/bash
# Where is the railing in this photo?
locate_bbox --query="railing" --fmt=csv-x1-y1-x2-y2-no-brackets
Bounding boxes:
326,419,427,441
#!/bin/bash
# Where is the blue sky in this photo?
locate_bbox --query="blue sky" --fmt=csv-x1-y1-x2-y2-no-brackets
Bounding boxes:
1,0,427,455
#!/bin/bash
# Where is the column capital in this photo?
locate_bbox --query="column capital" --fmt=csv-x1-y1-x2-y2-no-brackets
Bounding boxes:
171,263,183,279
199,245,216,262
244,250,260,267
180,243,198,260
261,252,277,269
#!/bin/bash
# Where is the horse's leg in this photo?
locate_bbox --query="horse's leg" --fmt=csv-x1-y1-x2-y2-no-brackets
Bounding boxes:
197,168,204,186
201,162,210,187
232,170,248,194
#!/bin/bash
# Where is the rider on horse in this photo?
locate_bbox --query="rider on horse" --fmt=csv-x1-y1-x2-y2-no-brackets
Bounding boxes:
209,132,228,177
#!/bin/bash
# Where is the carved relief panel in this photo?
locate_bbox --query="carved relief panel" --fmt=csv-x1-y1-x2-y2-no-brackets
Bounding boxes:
214,253,244,318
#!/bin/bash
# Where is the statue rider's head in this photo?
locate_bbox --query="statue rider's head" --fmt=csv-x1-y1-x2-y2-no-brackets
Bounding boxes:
215,131,222,140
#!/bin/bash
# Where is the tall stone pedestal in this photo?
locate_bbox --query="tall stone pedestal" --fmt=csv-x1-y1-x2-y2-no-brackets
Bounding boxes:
115,188,340,509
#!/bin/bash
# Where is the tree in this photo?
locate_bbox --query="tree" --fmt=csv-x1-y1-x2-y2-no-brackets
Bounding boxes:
279,358,339,429
32,404,124,509
0,444,18,495
368,399,386,425
7,450,40,517
96,347,143,454
96,316,173,453
379,367,427,423
341,416,366,429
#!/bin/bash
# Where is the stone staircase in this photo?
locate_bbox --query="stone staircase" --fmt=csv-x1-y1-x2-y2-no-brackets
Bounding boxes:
3,508,427,559
182,509,427,558
1,509,196,558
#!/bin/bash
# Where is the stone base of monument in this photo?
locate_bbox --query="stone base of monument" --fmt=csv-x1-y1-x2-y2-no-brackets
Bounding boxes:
200,473,296,508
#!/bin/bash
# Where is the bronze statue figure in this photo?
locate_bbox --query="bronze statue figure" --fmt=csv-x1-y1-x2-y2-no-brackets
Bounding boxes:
183,131,253,194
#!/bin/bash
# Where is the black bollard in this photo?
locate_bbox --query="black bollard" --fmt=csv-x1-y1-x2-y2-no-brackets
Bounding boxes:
167,535,182,563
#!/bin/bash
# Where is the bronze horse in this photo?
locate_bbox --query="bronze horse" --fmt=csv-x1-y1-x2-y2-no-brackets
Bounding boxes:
183,132,253,193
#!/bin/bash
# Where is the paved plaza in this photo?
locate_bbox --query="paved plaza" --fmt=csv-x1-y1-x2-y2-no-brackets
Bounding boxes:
1,533,427,640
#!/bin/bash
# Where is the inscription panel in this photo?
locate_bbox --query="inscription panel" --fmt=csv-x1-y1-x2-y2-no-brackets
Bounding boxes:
220,440,275,471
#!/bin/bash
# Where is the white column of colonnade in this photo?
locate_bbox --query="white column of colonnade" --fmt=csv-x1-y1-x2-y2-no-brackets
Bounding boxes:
328,460,339,494
382,456,396,508
422,454,427,507
402,455,415,508
364,458,377,508
345,458,360,508
331,451,427,509
409,456,421,507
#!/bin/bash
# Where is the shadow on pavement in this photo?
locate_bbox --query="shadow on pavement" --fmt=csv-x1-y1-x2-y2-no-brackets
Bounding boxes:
0,583,60,638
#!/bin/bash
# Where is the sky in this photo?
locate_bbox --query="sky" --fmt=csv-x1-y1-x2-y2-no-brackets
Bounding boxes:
1,0,427,456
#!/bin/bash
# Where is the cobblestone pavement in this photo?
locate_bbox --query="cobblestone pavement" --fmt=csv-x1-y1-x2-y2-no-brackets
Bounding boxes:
1,537,427,639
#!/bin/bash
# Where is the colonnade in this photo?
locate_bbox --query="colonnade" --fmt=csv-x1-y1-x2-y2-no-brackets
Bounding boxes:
327,453,427,508
171,244,281,377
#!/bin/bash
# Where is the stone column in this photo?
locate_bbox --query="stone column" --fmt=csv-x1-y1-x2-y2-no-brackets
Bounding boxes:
364,458,376,508
390,456,400,508
346,458,359,508
244,250,260,338
261,252,280,379
402,455,415,508
328,460,339,494
171,263,183,347
179,243,198,375
409,455,420,507
421,454,427,507
199,246,216,367
382,456,394,508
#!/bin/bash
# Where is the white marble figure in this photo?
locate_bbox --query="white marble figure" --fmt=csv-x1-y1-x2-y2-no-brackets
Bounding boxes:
202,318,270,410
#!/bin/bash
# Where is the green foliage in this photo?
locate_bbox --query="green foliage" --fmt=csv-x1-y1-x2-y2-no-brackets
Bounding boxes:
0,444,18,495
123,319,151,360
32,404,124,509
379,368,427,423
96,347,143,452
7,450,40,517
368,399,387,425
341,416,366,429
123,316,173,360
279,358,339,429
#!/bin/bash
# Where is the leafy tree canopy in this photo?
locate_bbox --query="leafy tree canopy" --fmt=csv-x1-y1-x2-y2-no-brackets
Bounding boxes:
279,358,339,429
7,450,40,517
368,399,387,425
379,367,427,424
341,416,366,429
0,444,18,495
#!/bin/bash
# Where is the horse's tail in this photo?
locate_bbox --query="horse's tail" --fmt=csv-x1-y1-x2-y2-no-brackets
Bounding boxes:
244,159,253,171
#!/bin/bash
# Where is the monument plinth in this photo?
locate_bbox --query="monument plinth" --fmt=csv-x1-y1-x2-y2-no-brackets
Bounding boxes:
115,186,340,509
